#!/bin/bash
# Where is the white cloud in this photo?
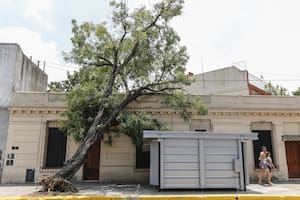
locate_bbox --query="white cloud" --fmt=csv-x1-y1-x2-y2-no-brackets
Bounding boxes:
3,0,54,30
0,26,58,61
1,0,54,30
3,0,300,89
224,0,300,92
111,0,300,91
165,0,300,92
22,0,54,30
2,0,14,4
0,26,68,82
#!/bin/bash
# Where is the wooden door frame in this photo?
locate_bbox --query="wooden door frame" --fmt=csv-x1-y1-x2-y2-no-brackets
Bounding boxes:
285,141,300,179
83,140,101,180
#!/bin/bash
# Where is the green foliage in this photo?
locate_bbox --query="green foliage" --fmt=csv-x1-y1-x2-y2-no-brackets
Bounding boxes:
117,112,166,147
48,71,81,92
58,67,120,142
292,87,300,96
164,92,207,120
265,82,289,96
49,0,206,144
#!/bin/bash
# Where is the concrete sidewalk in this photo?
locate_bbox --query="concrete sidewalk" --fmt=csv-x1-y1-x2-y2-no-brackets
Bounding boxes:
0,181,300,197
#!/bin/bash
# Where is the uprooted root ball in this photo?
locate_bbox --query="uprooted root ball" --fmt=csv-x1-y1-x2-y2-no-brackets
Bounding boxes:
38,175,78,193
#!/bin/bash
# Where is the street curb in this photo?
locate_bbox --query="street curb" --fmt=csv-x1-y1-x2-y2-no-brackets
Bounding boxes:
1,195,300,200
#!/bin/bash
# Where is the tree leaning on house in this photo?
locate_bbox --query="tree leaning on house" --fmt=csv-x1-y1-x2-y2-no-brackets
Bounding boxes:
44,0,207,192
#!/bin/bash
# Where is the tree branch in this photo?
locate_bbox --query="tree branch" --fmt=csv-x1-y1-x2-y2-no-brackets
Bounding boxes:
96,1,177,113
104,65,118,97
156,60,168,83
120,22,127,44
119,72,129,93
117,1,172,76
119,41,140,69
83,62,112,67
97,55,114,67
94,89,143,136
145,12,162,30
83,54,114,67
143,86,182,93
144,1,173,31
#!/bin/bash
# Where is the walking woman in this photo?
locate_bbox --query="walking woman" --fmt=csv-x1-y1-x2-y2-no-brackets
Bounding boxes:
266,151,275,185
258,146,271,185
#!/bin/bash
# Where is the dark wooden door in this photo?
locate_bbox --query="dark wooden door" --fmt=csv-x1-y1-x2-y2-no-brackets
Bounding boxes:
83,140,100,180
285,141,300,178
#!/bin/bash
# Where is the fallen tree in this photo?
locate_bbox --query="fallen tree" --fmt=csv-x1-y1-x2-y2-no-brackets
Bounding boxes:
43,0,206,192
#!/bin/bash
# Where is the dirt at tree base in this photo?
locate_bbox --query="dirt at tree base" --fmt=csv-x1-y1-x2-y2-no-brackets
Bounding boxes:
38,175,78,193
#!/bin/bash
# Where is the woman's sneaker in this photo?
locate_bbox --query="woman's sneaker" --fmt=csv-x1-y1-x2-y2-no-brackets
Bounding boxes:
267,182,274,186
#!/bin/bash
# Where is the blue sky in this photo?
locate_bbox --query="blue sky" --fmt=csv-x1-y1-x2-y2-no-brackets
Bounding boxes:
1,0,300,92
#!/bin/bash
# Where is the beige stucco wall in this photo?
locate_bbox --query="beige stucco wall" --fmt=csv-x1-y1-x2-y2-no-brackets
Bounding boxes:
2,92,300,183
208,95,300,181
100,134,148,182
98,112,193,183
0,44,48,181
183,66,249,95
210,115,300,181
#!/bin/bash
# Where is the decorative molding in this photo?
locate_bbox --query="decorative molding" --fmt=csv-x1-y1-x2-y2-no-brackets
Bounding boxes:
8,107,300,117
9,108,64,115
251,122,272,131
209,111,300,117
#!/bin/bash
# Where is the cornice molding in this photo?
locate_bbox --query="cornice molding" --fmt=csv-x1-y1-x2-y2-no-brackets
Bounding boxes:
9,108,65,115
209,111,300,117
8,107,300,117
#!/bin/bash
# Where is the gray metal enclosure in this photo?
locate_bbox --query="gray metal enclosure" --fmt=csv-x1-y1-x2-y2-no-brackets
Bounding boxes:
144,131,257,190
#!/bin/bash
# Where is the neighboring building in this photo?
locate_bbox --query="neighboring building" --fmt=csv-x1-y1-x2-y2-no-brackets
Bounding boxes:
0,43,47,181
2,92,300,183
184,66,268,95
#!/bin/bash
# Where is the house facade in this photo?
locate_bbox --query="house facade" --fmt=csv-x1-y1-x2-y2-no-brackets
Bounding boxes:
0,43,47,181
2,92,300,183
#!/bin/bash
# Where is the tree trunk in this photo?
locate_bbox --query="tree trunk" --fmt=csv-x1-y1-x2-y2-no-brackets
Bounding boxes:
37,126,104,192
54,128,104,180
54,103,109,180
51,91,140,186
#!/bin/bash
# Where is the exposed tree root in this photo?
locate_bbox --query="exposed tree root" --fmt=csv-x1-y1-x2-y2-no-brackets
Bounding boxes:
38,175,78,193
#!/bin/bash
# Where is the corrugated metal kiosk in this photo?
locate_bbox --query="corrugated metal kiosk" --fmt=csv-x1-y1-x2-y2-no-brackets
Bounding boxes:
144,131,257,190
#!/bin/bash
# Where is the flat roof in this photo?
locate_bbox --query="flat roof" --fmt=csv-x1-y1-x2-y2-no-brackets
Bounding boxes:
143,131,258,140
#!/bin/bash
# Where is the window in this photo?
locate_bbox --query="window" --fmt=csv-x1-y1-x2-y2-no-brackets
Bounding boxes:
45,127,67,168
191,119,211,132
135,142,150,169
252,130,274,168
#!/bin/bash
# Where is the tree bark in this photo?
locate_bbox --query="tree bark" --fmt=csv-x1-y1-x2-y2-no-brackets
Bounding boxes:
54,91,141,180
54,129,103,180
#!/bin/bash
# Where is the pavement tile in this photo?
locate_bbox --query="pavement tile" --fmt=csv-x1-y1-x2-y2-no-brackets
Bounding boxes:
0,182,299,197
